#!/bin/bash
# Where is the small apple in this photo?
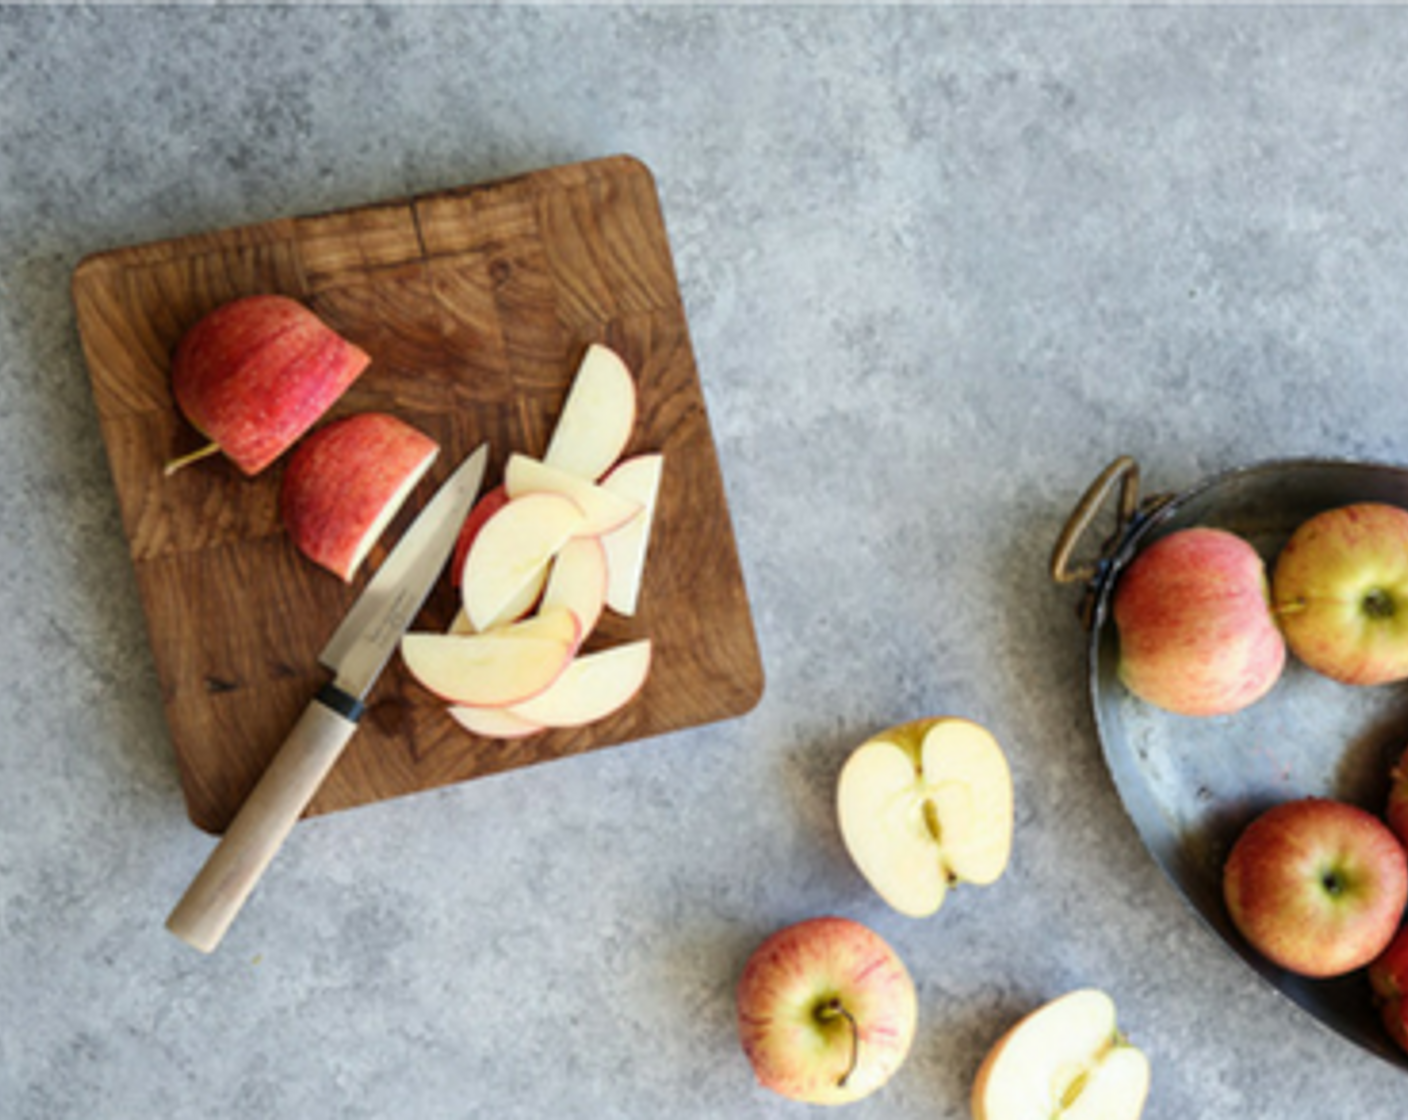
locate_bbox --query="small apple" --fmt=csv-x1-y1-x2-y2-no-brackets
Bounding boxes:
1113,527,1286,717
972,989,1149,1120
166,294,370,477
450,485,510,590
503,453,642,538
736,916,917,1106
1272,502,1408,686
837,718,1013,918
599,453,664,617
401,607,581,707
507,640,652,728
1369,923,1408,1055
543,343,637,480
460,492,585,632
1222,797,1408,978
1386,744,1408,849
279,412,438,582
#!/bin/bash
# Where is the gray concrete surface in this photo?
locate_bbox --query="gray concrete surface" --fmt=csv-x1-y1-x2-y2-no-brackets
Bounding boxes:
5,5,1408,1117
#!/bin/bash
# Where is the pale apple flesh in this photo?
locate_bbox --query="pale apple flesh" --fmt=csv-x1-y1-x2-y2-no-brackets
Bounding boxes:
450,484,510,590
837,718,1013,918
1222,797,1408,978
503,453,642,537
507,640,651,728
736,916,917,1106
447,703,546,740
167,294,371,477
460,492,586,632
1113,527,1286,717
1273,502,1408,686
542,343,638,480
599,453,664,617
972,989,1149,1120
400,607,581,707
539,536,609,638
279,412,439,582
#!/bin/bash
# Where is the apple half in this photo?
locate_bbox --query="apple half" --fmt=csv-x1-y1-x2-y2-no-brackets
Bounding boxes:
543,343,637,480
837,717,1013,918
401,607,580,707
167,294,371,477
599,453,664,617
503,454,642,538
279,412,439,582
972,989,1150,1120
507,640,652,728
461,491,585,632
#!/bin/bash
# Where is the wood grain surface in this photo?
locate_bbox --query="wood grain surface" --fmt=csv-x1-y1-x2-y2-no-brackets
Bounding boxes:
72,156,764,834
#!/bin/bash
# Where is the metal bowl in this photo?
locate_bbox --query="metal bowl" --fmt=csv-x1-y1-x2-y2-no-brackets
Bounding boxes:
1052,456,1408,1071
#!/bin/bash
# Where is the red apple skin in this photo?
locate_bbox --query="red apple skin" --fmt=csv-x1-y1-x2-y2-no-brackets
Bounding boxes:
1223,798,1408,979
736,916,917,1106
450,485,510,589
280,412,437,582
1272,503,1408,686
1387,746,1408,849
1369,923,1408,1054
171,295,371,476
1113,527,1286,717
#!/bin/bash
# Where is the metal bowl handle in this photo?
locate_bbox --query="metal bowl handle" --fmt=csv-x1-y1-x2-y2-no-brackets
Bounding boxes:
1050,454,1142,584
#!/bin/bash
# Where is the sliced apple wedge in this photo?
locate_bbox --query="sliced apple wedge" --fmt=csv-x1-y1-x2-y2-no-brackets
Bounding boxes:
508,640,652,728
972,989,1150,1120
541,536,609,639
461,491,585,632
543,343,637,480
447,704,546,740
837,717,1013,918
450,484,510,590
401,607,580,707
504,454,641,538
599,453,664,616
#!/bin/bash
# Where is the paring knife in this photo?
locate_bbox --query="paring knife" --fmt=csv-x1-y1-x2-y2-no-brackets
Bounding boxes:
166,442,490,953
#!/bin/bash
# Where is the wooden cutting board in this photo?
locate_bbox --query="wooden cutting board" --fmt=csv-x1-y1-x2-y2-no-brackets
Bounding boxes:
72,155,764,835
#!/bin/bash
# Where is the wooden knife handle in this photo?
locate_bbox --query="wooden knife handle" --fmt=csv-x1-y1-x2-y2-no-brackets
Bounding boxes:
166,687,361,953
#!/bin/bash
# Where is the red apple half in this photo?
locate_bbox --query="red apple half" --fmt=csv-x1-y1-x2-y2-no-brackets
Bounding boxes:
1222,797,1408,978
280,412,439,582
167,294,371,477
736,916,917,1106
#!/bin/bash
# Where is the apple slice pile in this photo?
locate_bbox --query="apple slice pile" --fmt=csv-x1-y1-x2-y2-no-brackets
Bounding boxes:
400,344,663,737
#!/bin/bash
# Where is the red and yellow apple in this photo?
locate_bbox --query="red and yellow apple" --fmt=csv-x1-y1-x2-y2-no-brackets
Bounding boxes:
1222,797,1408,978
837,718,1013,918
1112,527,1286,717
1369,923,1408,1055
279,412,438,582
167,294,370,477
736,916,916,1106
972,989,1149,1120
1272,502,1408,686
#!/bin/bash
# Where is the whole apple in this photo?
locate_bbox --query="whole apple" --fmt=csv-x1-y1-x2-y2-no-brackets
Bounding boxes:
735,916,916,1105
1272,502,1408,686
1223,797,1408,978
1369,923,1408,1055
168,294,370,477
1386,745,1408,850
1112,527,1286,717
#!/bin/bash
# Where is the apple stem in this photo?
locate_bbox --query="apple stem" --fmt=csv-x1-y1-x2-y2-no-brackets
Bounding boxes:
816,997,860,1088
163,441,221,477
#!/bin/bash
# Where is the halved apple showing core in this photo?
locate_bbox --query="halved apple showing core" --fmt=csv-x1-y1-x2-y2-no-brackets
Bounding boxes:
837,717,1013,918
971,988,1150,1120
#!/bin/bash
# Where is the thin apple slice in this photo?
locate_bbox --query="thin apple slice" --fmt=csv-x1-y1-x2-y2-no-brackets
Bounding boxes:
836,718,1013,918
503,454,641,537
599,453,664,616
972,989,1150,1120
447,704,546,740
450,484,510,589
280,412,439,582
462,491,585,632
401,607,580,707
541,537,609,639
543,343,637,480
508,640,652,728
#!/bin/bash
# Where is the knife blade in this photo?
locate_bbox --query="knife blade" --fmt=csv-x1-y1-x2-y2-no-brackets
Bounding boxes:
166,442,489,953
